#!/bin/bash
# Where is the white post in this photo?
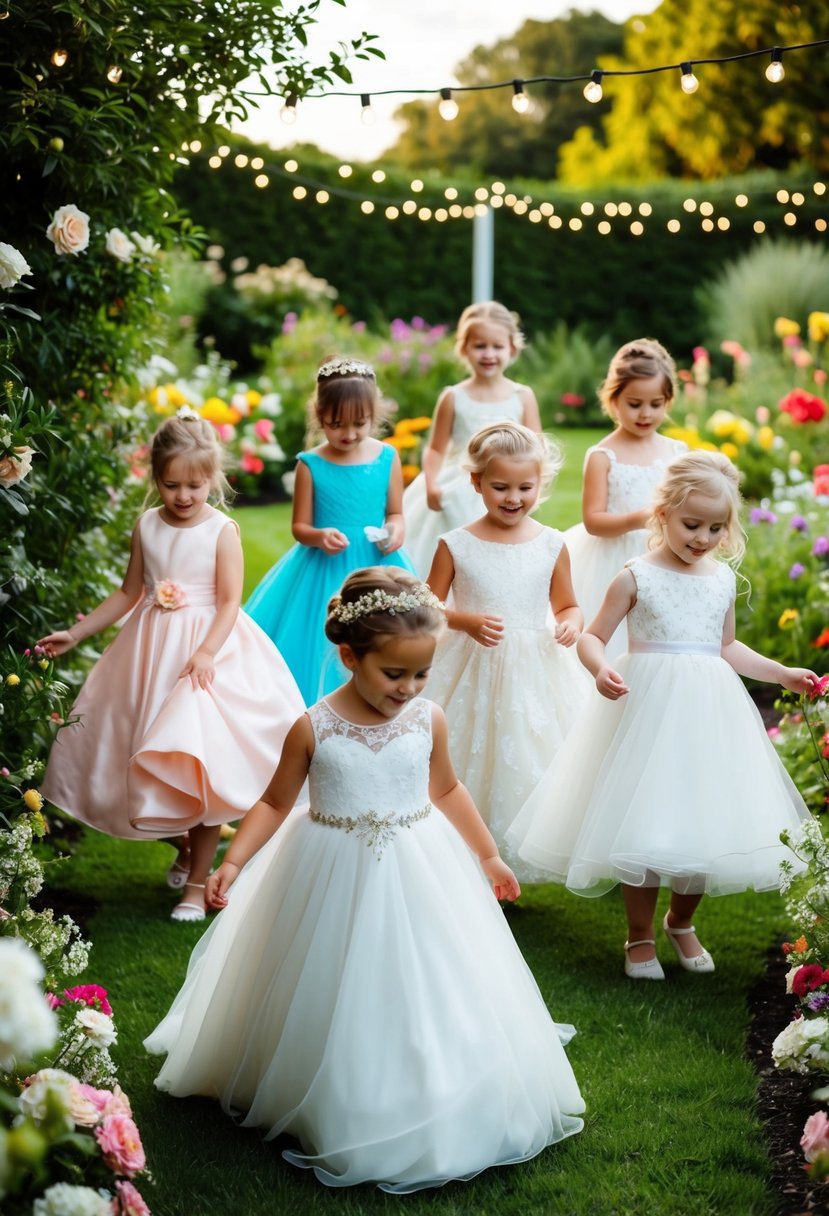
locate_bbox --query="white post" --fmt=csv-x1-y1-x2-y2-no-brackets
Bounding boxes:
472,207,494,301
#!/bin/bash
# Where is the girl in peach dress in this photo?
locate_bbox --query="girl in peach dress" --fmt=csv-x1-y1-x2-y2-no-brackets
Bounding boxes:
38,411,303,921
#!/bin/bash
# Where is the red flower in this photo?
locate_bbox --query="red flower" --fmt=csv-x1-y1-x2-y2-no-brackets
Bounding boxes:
810,674,829,699
815,464,829,497
792,964,829,997
778,388,828,424
560,392,586,407
64,984,113,1015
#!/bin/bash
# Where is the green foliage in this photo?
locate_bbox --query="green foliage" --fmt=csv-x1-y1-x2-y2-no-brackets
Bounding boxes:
512,322,616,427
698,240,829,351
771,691,829,819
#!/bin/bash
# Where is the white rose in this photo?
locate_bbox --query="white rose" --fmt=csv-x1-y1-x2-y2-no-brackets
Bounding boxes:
46,204,90,256
0,445,34,486
75,1007,117,1047
130,231,160,256
0,242,32,290
772,1015,829,1073
104,228,135,263
257,392,282,417
19,1068,76,1126
0,938,57,1069
33,1182,113,1216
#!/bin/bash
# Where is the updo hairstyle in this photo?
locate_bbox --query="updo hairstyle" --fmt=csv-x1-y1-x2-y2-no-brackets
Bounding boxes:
308,357,388,433
599,338,677,420
149,413,232,506
464,421,563,495
325,567,446,657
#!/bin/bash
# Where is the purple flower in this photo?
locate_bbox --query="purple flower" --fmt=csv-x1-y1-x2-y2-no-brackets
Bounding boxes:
281,311,297,335
390,318,410,341
351,320,366,333
805,991,829,1013
410,315,426,331
791,515,809,533
789,563,806,580
813,536,829,557
750,507,777,524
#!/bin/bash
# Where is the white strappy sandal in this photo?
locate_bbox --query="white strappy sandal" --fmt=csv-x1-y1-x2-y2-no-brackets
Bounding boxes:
171,882,206,923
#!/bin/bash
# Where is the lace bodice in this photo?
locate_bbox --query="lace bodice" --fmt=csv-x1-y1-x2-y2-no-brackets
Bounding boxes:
307,698,432,821
626,558,736,645
299,446,393,531
441,528,563,629
447,386,524,457
588,441,687,515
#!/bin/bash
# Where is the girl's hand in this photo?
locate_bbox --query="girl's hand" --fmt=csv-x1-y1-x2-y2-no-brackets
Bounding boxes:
481,855,521,902
381,518,404,555
461,612,504,647
554,620,580,648
205,861,240,909
180,649,215,689
319,528,349,554
426,484,443,512
595,665,629,700
781,666,821,696
36,630,77,658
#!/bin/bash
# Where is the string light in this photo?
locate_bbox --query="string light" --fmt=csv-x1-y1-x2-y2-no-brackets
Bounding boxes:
50,48,68,68
106,64,123,84
438,88,459,121
360,94,375,125
679,62,699,94
280,94,298,125
583,70,603,104
511,80,529,113
765,47,785,83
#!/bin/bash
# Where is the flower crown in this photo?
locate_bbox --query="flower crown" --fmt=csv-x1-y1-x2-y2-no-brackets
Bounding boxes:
317,358,375,380
176,404,201,421
331,584,445,624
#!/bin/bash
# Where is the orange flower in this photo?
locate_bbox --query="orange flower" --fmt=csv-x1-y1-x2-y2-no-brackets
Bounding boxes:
395,416,432,434
401,463,420,486
385,433,419,451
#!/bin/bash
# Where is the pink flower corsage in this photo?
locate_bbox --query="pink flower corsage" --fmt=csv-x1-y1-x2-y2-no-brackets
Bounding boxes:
154,580,187,611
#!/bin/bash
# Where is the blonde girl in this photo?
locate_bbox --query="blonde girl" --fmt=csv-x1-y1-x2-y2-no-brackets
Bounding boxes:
403,301,542,575
146,566,584,1192
426,422,590,874
38,410,303,920
509,451,817,978
245,358,415,704
566,338,687,659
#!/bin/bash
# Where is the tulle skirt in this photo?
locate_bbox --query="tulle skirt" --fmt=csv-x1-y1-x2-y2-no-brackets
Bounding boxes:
146,809,584,1192
507,650,810,896
402,462,482,578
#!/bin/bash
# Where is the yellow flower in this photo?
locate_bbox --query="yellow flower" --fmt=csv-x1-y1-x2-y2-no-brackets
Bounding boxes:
23,788,44,812
5,673,20,686
401,463,420,486
774,317,801,338
201,397,239,425
246,389,262,407
395,416,432,435
778,608,799,630
385,433,419,451
757,426,775,451
808,311,829,343
719,442,739,461
38,658,49,669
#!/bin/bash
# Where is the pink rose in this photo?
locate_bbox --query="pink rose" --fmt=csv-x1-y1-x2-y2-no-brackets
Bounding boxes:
78,1082,132,1121
154,580,187,611
254,418,274,441
95,1113,146,1177
115,1180,151,1216
801,1110,829,1162
0,445,34,485
46,203,91,255
64,983,113,1015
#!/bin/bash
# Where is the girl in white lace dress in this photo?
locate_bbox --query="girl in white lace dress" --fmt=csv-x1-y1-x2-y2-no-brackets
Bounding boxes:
403,300,542,575
426,423,590,876
566,339,687,659
146,567,584,1193
508,453,817,981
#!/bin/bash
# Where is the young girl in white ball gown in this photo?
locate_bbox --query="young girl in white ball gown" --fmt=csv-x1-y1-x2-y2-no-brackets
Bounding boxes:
508,452,817,980
565,338,687,659
426,422,590,876
403,300,542,576
146,567,584,1192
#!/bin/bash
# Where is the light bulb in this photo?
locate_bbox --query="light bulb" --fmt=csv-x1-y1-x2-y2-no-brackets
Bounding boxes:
765,49,785,83
583,70,603,104
511,80,529,114
106,64,123,83
360,94,375,125
280,95,298,125
438,88,458,121
680,63,699,94
51,48,68,67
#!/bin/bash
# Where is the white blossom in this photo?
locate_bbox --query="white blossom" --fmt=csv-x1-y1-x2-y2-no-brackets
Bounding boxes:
75,1008,117,1048
772,1015,829,1074
0,938,57,1069
0,242,32,290
33,1182,113,1216
104,228,136,263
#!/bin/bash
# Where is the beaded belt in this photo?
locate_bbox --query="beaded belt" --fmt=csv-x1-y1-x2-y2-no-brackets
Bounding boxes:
628,640,721,656
309,804,432,858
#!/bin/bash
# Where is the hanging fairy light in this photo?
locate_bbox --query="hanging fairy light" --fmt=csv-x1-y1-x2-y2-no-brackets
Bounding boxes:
583,70,603,103
360,93,375,125
765,47,785,83
438,87,459,121
679,62,699,94
511,80,529,113
50,48,69,67
280,93,298,124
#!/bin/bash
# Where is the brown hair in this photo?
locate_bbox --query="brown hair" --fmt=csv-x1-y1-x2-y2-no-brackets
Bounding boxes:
454,300,526,362
310,357,384,428
148,414,232,506
325,567,445,656
648,450,746,564
599,338,677,420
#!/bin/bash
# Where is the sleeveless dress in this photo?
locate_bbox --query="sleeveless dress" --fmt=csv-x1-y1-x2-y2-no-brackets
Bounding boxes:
565,439,687,659
41,507,304,838
245,445,415,705
426,528,590,878
402,384,526,577
145,697,585,1193
507,558,811,896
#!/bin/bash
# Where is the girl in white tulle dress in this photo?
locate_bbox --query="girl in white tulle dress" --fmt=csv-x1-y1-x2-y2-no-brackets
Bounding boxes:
426,423,590,876
403,300,542,576
508,452,817,981
566,339,687,659
146,567,584,1193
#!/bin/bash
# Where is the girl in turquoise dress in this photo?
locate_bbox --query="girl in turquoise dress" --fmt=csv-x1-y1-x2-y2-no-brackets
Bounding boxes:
245,358,415,704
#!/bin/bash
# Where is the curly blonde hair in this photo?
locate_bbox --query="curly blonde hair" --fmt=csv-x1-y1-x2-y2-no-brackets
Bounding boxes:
599,338,677,421
325,567,445,656
464,421,563,494
648,451,746,564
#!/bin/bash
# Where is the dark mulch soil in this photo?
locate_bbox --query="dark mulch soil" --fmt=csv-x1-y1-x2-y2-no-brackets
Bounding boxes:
746,947,827,1214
